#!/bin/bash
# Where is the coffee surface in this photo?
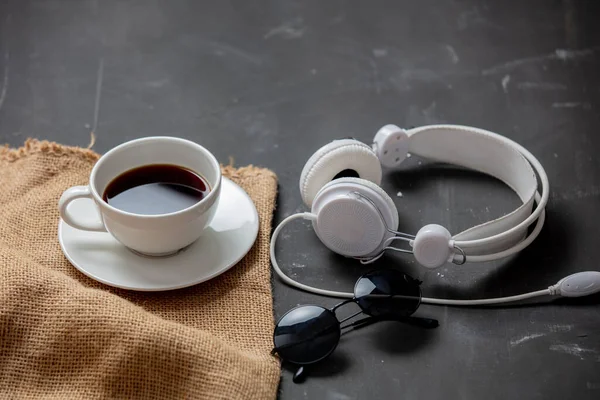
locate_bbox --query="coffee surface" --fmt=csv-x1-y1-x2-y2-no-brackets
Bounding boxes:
103,164,209,215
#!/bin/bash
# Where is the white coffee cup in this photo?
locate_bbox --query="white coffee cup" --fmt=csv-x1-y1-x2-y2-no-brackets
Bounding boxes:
58,136,222,256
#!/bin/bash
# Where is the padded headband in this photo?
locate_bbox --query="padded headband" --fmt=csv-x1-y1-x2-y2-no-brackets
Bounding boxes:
402,125,547,258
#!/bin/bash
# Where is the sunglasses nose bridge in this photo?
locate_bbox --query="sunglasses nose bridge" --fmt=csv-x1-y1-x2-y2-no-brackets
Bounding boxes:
330,298,356,313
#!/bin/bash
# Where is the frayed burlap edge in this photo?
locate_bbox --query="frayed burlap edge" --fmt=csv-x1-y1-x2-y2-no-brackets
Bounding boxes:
1,139,100,162
1,139,277,181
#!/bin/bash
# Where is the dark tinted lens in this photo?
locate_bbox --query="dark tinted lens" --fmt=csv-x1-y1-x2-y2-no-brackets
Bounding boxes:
273,305,340,364
354,270,421,318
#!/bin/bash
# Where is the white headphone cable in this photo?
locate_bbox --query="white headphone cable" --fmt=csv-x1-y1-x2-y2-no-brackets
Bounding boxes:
270,212,353,298
270,212,600,305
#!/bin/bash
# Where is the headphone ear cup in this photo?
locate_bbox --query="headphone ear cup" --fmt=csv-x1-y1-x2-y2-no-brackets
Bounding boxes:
310,177,399,258
321,177,399,229
299,139,382,208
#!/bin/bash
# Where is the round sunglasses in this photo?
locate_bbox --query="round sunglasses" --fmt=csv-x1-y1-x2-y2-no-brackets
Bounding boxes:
271,269,439,383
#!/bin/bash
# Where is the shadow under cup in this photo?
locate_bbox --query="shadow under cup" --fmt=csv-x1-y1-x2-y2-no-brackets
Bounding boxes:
90,137,222,256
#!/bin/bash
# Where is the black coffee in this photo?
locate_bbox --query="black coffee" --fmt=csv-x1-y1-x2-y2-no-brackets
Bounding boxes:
103,164,210,215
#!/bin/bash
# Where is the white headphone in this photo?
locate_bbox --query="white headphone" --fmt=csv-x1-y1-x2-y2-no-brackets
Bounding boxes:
271,124,600,305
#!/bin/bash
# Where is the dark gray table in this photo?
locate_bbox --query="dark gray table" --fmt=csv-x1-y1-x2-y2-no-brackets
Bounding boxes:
2,1,599,399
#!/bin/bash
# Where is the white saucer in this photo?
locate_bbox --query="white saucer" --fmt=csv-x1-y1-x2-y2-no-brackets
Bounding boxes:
58,177,259,291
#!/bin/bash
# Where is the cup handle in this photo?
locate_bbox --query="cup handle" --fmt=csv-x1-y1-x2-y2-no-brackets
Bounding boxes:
58,186,107,232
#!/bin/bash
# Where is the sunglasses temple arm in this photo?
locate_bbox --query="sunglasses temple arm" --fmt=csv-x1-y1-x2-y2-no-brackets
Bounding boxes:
331,299,354,312
400,316,439,329
341,315,439,333
340,316,381,332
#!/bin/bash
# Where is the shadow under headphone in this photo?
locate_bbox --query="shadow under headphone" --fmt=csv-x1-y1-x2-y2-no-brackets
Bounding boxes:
271,124,600,305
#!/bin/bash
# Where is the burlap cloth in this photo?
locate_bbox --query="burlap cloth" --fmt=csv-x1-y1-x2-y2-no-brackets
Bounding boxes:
0,140,281,399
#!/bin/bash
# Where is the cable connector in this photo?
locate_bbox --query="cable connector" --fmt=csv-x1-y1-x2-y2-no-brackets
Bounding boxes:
302,212,317,221
551,271,600,298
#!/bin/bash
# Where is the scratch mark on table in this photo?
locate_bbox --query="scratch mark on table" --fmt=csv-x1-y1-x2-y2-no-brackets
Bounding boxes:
481,47,600,76
548,324,573,333
501,75,510,93
588,382,600,390
510,333,545,347
372,48,387,58
92,58,104,134
208,40,263,65
555,48,597,60
422,102,437,123
556,185,600,200
552,102,591,109
517,82,567,90
445,45,459,64
0,48,8,112
549,343,598,360
0,15,10,112
145,77,169,88
264,18,306,40
369,58,381,94
326,390,351,400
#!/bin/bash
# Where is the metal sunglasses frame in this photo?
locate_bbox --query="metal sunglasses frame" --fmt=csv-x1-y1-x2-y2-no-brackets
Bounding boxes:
271,269,439,383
